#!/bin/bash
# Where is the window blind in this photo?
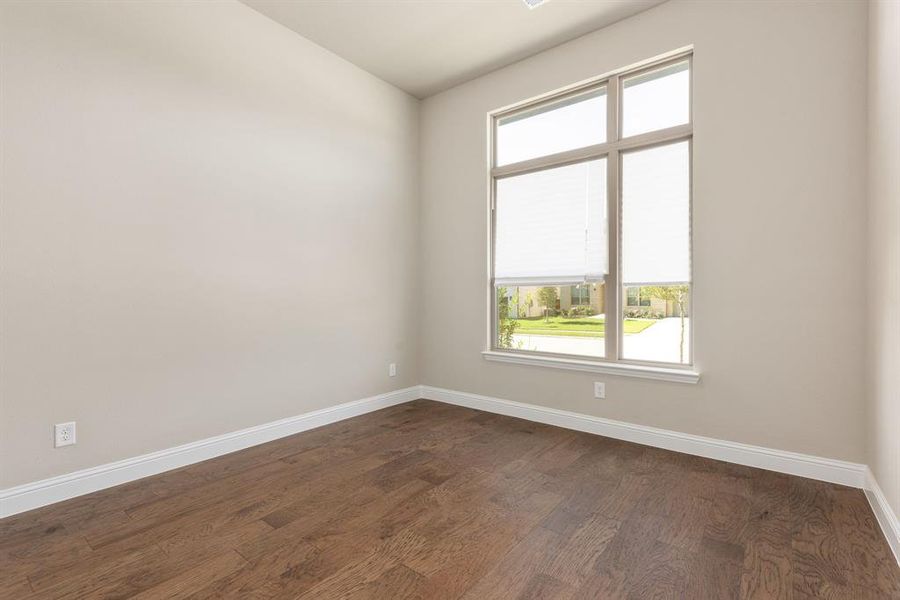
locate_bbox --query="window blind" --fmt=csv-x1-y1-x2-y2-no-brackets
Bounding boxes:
494,159,607,286
621,141,691,286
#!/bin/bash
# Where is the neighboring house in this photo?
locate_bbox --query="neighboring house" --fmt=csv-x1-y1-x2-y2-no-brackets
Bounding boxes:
505,284,688,319
561,283,606,315
504,286,544,318
625,287,690,318
507,283,605,318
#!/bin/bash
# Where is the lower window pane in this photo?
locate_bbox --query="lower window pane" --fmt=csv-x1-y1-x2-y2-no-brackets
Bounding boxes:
495,284,605,358
621,285,690,364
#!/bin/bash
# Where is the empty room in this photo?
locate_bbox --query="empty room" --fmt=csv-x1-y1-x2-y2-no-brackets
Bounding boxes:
1,0,899,597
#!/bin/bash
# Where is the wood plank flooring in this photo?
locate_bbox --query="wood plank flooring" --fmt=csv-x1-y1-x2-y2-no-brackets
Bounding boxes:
2,399,898,599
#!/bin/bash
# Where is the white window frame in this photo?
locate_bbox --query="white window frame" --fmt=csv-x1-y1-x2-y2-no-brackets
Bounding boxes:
485,49,698,383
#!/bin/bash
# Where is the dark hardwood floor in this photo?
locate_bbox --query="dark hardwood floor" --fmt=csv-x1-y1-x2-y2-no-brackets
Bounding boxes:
2,399,898,599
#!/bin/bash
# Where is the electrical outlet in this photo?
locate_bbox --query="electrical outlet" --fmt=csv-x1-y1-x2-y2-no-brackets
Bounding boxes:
55,422,76,447
389,363,397,377
593,382,606,399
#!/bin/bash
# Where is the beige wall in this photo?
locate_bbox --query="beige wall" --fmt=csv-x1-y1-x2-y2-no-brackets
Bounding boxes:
0,0,880,494
420,0,868,462
0,1,420,488
867,0,900,517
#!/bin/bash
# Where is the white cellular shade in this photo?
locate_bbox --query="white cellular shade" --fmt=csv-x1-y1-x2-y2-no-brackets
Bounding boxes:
496,89,606,166
494,160,607,285
622,141,690,285
622,61,690,138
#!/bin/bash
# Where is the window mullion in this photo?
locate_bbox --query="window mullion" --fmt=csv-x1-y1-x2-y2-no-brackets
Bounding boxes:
605,151,620,363
605,74,620,363
491,141,611,179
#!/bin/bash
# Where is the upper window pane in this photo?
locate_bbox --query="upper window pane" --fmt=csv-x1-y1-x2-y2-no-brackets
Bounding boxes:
496,88,606,166
622,60,689,138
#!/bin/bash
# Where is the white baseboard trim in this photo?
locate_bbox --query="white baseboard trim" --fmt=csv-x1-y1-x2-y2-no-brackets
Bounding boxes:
0,386,420,519
865,468,900,565
420,385,868,489
422,385,900,565
5,381,895,568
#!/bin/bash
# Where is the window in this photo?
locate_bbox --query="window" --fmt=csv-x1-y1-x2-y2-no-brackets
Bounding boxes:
625,287,651,307
571,284,591,306
622,61,689,138
490,52,692,367
496,88,607,166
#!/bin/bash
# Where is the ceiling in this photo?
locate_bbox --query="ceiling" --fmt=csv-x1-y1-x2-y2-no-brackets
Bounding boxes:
241,0,666,98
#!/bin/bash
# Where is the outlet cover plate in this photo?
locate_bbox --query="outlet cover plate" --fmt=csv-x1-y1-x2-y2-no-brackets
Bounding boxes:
55,422,76,447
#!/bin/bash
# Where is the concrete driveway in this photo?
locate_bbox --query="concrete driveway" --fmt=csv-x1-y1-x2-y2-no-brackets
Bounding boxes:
622,317,690,363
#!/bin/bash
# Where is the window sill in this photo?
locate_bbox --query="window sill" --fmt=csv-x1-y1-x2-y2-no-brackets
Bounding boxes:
481,350,700,384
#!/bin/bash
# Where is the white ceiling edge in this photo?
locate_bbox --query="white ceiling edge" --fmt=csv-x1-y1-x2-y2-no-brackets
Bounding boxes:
240,0,667,99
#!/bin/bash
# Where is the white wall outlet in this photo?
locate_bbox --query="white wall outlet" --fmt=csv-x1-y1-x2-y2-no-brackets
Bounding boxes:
54,422,76,447
389,363,397,377
594,382,606,399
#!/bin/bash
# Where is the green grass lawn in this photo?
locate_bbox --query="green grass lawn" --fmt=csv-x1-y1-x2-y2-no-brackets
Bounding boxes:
511,316,656,338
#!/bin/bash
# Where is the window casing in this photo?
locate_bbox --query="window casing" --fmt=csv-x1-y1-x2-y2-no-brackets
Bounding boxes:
489,51,692,368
